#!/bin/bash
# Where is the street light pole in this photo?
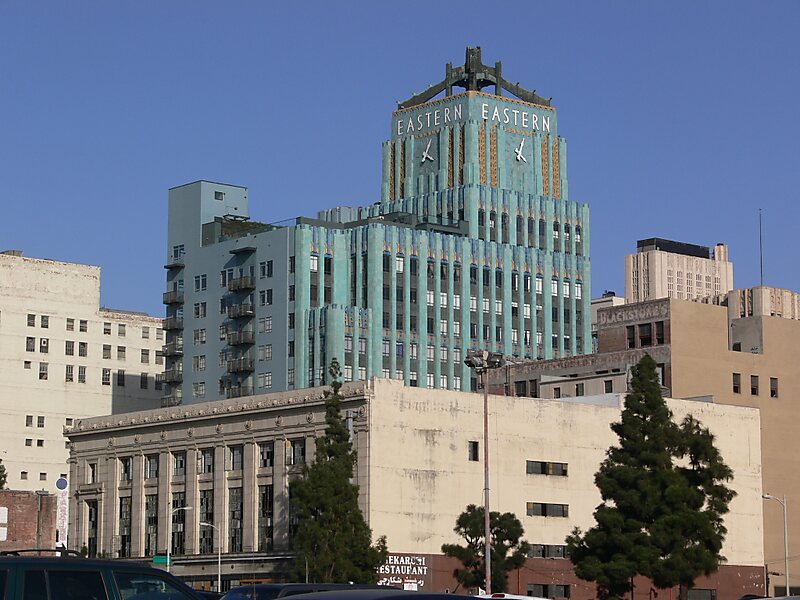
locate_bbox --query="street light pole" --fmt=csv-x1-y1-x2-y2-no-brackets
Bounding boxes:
167,506,192,573
763,493,790,595
465,350,505,595
200,522,221,592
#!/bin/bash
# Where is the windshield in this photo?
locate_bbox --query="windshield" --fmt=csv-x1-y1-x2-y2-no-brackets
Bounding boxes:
222,589,280,600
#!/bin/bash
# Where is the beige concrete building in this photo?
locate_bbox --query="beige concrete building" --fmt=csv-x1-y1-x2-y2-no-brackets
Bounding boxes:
590,291,625,352
701,285,800,322
67,379,764,597
0,250,165,492
625,238,733,302
492,295,800,595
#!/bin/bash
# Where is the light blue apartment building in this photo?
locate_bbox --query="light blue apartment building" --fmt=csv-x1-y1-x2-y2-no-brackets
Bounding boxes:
162,48,590,405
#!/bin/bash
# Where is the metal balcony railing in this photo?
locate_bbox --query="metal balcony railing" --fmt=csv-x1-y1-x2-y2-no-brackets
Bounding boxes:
161,394,182,407
162,290,184,305
226,385,254,399
162,317,184,330
228,276,256,291
227,330,255,346
162,341,184,356
227,358,255,373
161,369,184,383
227,304,255,319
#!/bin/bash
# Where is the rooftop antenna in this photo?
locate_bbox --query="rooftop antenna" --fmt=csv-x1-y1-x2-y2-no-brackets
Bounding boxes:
759,208,764,286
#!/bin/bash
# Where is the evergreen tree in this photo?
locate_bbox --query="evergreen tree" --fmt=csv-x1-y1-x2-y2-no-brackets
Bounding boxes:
441,504,530,593
290,358,388,583
0,459,6,489
566,355,735,600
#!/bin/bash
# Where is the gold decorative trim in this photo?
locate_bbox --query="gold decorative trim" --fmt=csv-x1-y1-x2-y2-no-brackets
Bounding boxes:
552,139,561,199
389,143,396,201
541,136,550,197
448,127,455,188
490,126,498,187
479,126,487,186
458,124,465,185
399,139,406,199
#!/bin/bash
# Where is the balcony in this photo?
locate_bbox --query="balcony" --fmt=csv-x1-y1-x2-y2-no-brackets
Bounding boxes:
164,256,185,270
162,341,184,356
161,368,183,384
227,303,255,319
226,385,254,399
227,330,255,346
227,357,255,373
162,290,184,305
228,276,256,291
161,393,182,407
162,317,184,330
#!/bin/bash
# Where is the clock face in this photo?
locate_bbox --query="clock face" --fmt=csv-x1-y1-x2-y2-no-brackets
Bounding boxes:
419,137,436,167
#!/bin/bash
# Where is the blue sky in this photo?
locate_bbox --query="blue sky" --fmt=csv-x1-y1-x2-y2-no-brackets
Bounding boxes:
1,2,798,315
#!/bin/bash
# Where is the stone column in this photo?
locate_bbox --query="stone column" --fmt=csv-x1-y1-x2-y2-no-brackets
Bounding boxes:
130,454,145,556
272,437,289,551
157,451,171,555
213,444,227,553
185,448,199,554
242,441,258,552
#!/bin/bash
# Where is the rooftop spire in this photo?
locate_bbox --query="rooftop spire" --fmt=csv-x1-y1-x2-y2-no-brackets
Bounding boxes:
397,46,552,110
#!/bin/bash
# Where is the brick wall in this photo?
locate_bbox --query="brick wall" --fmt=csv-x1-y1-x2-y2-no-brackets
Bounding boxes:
0,490,57,551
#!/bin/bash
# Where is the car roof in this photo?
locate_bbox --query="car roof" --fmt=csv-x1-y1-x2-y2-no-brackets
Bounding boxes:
0,557,156,570
284,591,460,600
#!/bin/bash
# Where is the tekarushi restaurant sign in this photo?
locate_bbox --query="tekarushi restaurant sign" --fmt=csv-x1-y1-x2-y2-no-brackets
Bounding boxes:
377,553,431,591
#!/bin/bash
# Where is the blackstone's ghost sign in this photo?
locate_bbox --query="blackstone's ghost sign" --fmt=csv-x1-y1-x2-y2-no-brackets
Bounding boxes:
377,554,430,591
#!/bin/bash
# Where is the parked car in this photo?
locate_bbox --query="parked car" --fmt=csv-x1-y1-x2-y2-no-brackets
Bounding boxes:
282,590,461,600
222,584,396,600
0,549,204,600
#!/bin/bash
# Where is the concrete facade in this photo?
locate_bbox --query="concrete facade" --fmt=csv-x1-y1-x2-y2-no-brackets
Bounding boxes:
163,50,591,406
625,238,733,302
67,379,763,595
492,295,800,595
0,251,165,491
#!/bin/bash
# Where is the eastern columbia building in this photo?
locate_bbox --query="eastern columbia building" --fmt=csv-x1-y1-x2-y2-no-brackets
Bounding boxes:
162,47,591,405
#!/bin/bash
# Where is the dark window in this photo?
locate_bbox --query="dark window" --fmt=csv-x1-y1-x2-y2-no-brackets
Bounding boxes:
468,441,479,461
553,386,561,399
655,320,665,344
732,373,741,394
751,375,759,396
604,379,613,393
23,570,47,600
770,377,779,398
514,380,527,397
575,382,584,396
626,325,636,349
639,323,652,346
113,572,194,600
526,502,569,517
527,461,568,476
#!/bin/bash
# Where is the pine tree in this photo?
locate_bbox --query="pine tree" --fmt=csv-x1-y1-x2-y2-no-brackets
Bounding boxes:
0,459,6,490
290,358,388,582
442,504,530,593
566,355,735,600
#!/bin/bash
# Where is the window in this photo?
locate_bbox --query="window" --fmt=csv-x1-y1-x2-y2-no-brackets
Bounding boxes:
20,471,28,480
114,572,190,600
145,455,159,479
66,340,76,355
526,502,569,517
140,372,149,389
259,372,273,389
39,362,48,380
24,360,31,369
37,439,44,447
770,377,779,398
551,279,558,296
228,445,244,471
26,336,35,352
197,448,214,473
40,315,49,328
156,350,163,365
468,441,479,461
604,379,613,393
260,442,274,468
528,584,571,598
103,322,112,335
102,368,111,385
528,544,568,559
103,344,111,359
626,325,636,349
288,312,295,329
173,451,186,476
286,439,306,466
288,368,295,385
751,375,759,396
87,462,97,483
194,274,207,291
310,255,319,272
117,369,126,386
142,326,150,339
65,364,74,382
193,382,206,398
118,323,126,337
192,355,206,371
79,319,88,332
117,346,126,360
260,260,274,278
732,373,741,394
25,438,32,446
141,349,150,364
194,328,207,344
27,313,36,327
78,366,86,383
78,341,87,357
194,302,207,318
259,316,273,333
119,456,132,481
527,461,568,476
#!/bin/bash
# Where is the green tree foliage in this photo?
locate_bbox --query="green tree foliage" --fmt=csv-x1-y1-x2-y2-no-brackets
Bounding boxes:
442,504,530,593
290,358,388,583
0,459,6,489
566,355,735,600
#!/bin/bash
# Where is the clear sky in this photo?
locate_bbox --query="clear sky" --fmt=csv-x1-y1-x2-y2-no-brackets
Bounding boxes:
1,2,798,316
